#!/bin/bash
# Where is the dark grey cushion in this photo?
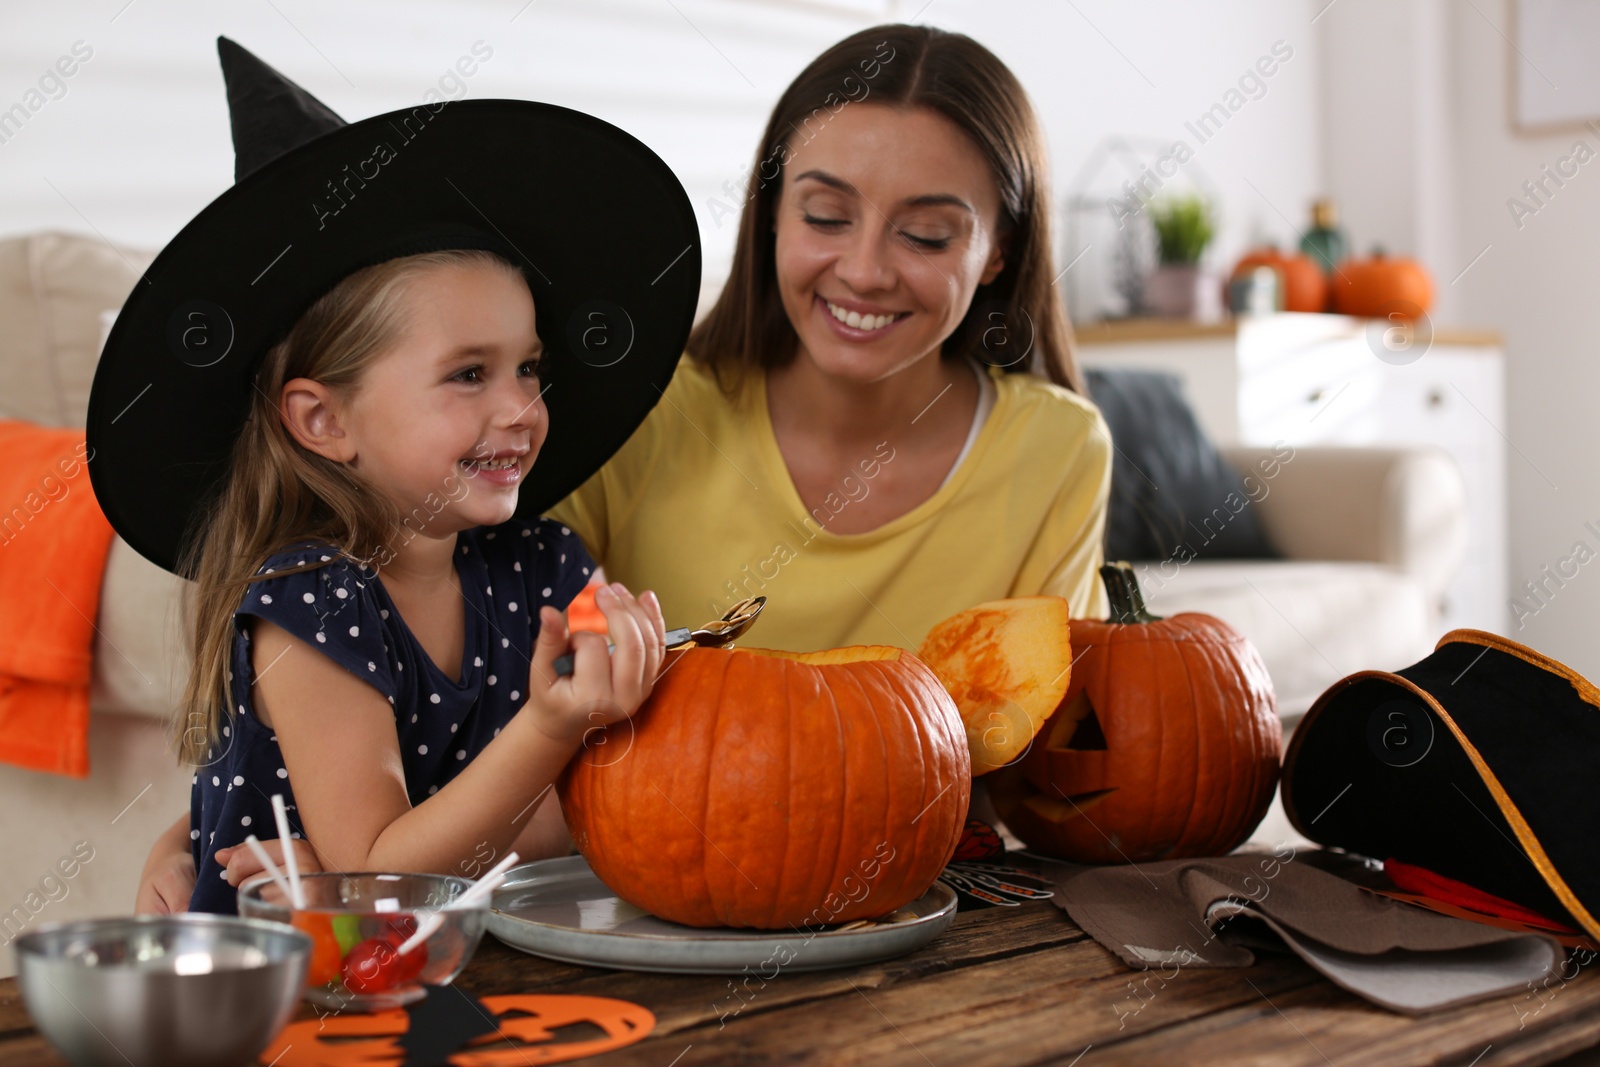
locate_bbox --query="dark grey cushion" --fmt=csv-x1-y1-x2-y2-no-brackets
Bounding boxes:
1084,368,1280,562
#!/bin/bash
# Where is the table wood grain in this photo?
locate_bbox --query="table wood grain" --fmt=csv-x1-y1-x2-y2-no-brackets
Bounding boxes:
3,898,1597,1066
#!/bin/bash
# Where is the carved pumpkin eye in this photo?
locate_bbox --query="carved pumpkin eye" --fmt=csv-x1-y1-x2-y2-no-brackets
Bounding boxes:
261,993,656,1066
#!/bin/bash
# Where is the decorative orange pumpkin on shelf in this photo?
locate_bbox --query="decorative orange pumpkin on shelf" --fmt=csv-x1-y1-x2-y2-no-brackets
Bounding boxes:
1329,246,1434,319
986,562,1282,864
1225,245,1328,313
559,644,970,929
917,596,1075,775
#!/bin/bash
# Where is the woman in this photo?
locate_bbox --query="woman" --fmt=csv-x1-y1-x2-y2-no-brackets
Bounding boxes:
548,22,1111,649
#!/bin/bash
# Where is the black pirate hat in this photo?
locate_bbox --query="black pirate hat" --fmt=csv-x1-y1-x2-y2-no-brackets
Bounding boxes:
1282,629,1600,942
87,38,699,577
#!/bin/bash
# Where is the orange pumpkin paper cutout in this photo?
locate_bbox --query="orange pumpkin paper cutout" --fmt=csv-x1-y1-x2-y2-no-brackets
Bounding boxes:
261,994,656,1066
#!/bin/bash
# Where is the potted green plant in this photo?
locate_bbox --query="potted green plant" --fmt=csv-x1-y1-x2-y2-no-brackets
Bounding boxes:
1145,194,1217,318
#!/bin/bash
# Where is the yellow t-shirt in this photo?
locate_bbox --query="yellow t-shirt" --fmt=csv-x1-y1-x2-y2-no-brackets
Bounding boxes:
545,355,1111,652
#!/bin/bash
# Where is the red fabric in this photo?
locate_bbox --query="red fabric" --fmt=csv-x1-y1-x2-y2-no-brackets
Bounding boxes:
0,421,116,778
1384,856,1575,932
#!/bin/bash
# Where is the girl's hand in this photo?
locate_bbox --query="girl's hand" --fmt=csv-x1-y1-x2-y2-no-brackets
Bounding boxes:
213,837,323,889
527,584,666,746
134,850,196,915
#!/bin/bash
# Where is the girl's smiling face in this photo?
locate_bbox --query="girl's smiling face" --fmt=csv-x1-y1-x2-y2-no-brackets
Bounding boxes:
316,260,546,534
773,103,1008,383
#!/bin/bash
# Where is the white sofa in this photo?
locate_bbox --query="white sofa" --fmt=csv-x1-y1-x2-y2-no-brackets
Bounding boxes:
0,231,1468,978
0,232,192,978
1138,443,1467,717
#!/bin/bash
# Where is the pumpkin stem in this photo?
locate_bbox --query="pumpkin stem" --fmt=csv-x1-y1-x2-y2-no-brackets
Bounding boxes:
1101,561,1162,624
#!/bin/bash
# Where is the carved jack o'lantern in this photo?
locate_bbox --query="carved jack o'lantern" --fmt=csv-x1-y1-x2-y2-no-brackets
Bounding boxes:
986,563,1282,863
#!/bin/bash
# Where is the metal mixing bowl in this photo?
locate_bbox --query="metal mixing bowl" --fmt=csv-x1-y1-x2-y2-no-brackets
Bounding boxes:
14,913,309,1067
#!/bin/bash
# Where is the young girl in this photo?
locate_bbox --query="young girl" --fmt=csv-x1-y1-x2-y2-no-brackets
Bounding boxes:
113,39,699,914
141,249,666,914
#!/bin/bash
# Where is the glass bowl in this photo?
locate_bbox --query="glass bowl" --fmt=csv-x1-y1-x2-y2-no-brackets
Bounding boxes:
238,871,487,1011
15,913,309,1067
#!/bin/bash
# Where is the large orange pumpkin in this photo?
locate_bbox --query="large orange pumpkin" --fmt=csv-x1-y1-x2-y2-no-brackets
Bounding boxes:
1329,246,1434,319
917,596,1075,775
1226,246,1328,313
559,645,970,929
987,563,1281,863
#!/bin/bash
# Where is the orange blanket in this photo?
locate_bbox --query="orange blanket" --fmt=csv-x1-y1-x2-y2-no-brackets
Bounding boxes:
0,421,116,777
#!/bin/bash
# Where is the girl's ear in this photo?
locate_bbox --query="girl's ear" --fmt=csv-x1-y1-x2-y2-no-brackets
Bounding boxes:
280,378,355,463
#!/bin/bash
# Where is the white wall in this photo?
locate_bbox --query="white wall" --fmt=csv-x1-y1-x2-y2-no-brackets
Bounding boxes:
0,0,886,291
933,0,1323,321
1319,0,1600,676
1318,0,1459,318
1449,1,1600,677
0,0,1322,300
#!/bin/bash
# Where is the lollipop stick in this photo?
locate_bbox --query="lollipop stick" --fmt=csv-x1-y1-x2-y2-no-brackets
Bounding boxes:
270,794,306,909
397,851,520,956
241,835,294,905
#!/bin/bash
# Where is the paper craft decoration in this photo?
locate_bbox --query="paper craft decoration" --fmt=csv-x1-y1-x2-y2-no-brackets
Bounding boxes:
951,819,1004,862
937,861,1056,908
259,987,655,1066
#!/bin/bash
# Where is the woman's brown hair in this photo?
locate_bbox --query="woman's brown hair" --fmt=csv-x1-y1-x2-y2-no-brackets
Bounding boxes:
172,249,525,766
688,23,1082,395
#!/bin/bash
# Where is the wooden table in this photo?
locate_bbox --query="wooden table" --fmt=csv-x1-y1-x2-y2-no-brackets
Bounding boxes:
4,893,1600,1065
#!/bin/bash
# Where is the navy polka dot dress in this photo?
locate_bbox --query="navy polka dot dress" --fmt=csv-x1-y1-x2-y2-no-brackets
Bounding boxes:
187,517,594,914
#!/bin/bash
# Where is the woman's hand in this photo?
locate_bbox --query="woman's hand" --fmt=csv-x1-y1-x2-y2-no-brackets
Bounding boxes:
135,849,196,915
526,583,667,747
213,836,324,889
135,812,197,914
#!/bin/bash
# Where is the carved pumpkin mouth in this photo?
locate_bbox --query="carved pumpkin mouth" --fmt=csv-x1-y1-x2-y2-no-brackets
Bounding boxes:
1017,787,1119,824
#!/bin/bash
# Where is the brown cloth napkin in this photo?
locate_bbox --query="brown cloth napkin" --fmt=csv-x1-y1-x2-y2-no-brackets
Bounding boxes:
1033,853,1564,1014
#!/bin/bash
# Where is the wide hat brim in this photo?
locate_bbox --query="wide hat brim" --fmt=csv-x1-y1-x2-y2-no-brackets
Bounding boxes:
1282,628,1600,942
87,98,699,577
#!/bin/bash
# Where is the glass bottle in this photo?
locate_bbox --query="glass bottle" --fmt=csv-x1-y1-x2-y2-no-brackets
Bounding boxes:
1300,198,1347,278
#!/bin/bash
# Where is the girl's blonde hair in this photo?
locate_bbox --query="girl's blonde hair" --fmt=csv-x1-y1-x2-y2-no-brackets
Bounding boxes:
172,248,526,766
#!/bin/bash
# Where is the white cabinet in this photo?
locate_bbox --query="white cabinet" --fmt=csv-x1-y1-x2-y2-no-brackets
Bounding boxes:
1077,312,1508,634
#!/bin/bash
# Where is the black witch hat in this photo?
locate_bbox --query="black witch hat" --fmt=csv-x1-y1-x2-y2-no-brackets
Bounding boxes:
87,38,699,577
